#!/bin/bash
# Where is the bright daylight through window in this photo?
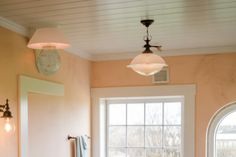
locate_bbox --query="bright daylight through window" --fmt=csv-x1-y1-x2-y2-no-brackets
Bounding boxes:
215,111,236,157
107,99,182,157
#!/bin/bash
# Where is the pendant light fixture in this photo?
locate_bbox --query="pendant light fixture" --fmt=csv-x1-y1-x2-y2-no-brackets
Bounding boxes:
127,19,167,76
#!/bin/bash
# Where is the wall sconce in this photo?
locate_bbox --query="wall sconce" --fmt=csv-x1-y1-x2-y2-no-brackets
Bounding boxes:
27,27,70,49
27,27,70,75
0,99,15,133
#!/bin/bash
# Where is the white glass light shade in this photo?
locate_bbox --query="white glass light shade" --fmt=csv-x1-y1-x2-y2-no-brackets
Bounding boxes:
127,53,167,76
27,28,70,49
3,118,15,133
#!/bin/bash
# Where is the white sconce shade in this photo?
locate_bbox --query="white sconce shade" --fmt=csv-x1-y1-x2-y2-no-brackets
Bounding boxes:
127,53,167,76
4,118,15,133
27,28,70,49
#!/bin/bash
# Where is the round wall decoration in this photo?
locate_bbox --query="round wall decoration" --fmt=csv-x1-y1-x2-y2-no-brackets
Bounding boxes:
35,49,61,75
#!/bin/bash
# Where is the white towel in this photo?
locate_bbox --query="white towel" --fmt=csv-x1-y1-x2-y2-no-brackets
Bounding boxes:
76,136,88,157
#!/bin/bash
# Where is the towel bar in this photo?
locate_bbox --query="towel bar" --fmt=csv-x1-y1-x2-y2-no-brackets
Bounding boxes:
67,135,91,140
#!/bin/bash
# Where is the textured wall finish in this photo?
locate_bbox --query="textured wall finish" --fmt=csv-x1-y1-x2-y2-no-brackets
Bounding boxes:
0,26,91,157
91,53,236,157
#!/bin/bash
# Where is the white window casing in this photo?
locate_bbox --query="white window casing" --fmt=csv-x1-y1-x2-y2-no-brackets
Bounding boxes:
91,85,196,157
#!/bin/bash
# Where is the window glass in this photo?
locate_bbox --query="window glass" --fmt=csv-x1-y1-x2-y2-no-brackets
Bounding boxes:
127,126,144,147
146,149,162,157
108,126,126,147
107,100,182,157
164,102,181,125
216,112,236,157
145,126,162,147
127,103,144,125
146,103,162,125
108,148,126,157
109,104,126,125
127,148,145,157
164,126,181,148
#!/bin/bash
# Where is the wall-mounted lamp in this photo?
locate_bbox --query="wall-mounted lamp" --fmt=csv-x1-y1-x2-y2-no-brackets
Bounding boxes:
0,99,15,133
27,28,70,49
27,27,70,75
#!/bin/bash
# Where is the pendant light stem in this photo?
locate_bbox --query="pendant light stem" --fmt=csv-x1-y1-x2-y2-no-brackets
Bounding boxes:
142,19,153,53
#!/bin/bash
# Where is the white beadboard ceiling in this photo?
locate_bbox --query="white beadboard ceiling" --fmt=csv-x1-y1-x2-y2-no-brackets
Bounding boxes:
0,0,236,60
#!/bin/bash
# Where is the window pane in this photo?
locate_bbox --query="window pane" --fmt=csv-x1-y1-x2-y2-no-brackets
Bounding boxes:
146,103,162,125
146,126,162,147
164,102,181,125
109,104,126,125
164,126,181,147
164,149,181,157
109,148,126,157
127,148,145,157
127,103,144,125
216,141,236,157
127,126,144,147
146,149,163,157
109,126,126,147
216,111,236,157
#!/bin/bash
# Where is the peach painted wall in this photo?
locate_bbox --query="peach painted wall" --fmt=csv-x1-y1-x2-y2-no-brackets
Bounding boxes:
91,53,236,157
0,26,91,157
28,94,72,157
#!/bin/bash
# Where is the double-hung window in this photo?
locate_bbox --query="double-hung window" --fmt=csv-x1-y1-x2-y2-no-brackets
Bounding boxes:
106,98,183,157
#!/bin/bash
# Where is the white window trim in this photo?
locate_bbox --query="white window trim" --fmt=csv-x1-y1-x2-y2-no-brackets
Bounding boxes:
91,85,196,157
206,101,236,157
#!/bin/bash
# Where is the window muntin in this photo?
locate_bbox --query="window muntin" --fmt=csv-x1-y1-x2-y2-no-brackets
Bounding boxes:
107,99,183,157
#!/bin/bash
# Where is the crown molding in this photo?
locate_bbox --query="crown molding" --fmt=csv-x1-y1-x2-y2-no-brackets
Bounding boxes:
0,16,29,37
90,46,236,61
0,17,92,60
1,17,235,61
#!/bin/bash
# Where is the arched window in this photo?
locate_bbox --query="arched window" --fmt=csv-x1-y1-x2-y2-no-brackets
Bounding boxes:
207,102,236,157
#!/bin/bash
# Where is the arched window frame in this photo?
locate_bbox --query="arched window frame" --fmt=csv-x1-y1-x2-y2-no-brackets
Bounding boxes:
206,102,236,157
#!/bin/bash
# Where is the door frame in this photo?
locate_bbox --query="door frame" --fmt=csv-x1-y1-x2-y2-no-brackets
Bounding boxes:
18,75,64,157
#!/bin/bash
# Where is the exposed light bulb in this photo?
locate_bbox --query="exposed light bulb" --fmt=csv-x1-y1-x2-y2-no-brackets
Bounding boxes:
4,118,14,133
